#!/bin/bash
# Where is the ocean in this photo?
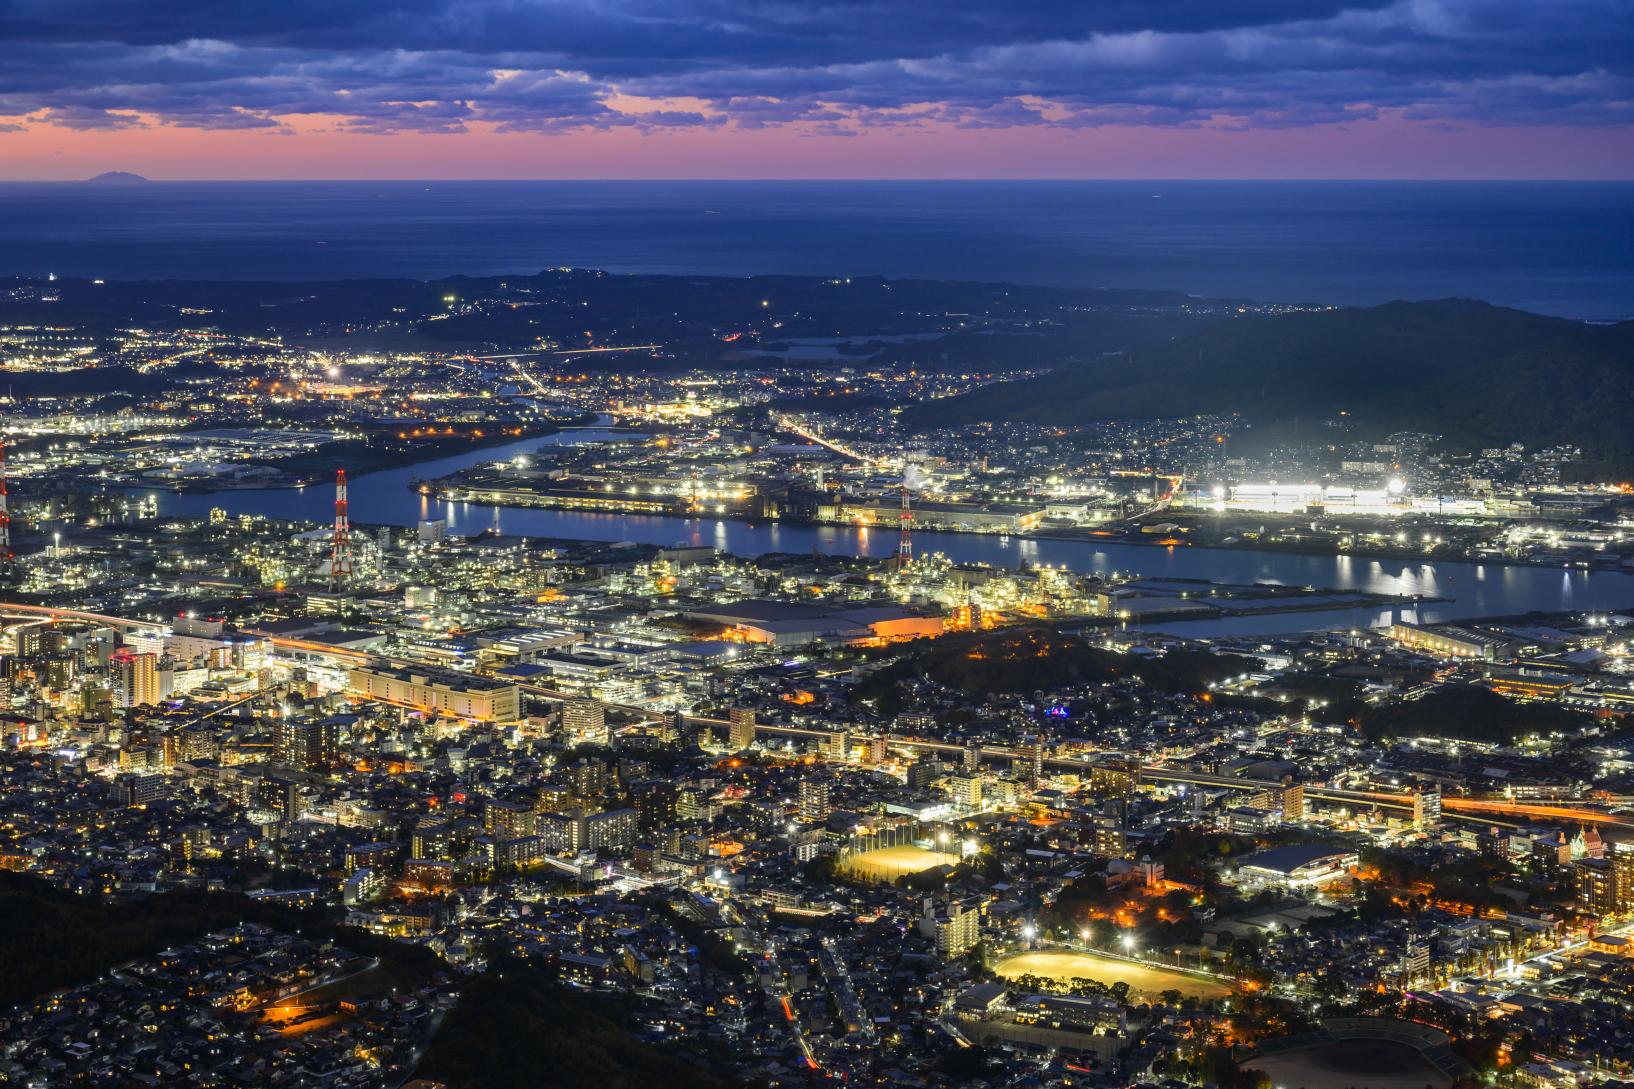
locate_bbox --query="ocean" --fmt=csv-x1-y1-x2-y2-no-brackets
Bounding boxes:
0,180,1630,319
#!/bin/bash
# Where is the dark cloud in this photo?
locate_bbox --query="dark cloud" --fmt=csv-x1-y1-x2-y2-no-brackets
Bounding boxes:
0,0,1627,133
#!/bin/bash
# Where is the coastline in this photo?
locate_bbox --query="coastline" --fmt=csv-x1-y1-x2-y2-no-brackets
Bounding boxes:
118,420,576,494
412,478,1634,578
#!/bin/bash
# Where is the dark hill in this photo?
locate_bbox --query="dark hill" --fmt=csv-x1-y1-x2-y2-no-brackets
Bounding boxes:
906,299,1634,475
418,955,735,1089
866,625,1259,696
1359,686,1590,745
86,170,148,182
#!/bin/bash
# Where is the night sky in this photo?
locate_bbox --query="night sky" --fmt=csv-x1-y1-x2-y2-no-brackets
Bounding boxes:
0,0,1629,178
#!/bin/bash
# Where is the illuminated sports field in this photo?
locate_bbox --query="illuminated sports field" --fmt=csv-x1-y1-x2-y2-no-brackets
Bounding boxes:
995,950,1232,999
1247,1041,1454,1089
840,845,960,881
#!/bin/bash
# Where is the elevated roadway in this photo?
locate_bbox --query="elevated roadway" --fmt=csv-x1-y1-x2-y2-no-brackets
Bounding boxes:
10,601,1628,831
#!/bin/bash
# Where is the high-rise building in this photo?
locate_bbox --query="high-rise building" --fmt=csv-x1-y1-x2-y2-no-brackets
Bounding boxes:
1281,783,1306,822
920,896,981,958
947,773,983,811
1016,735,1044,784
659,710,690,745
535,811,579,852
799,778,831,823
1088,758,1138,799
1611,845,1634,912
961,742,983,773
484,797,538,840
412,819,457,861
728,705,757,750
630,779,677,830
581,807,638,852
17,625,47,657
566,758,609,799
42,656,75,692
1402,942,1431,983
562,698,609,744
675,788,716,823
1413,787,1442,831
274,717,339,771
116,772,168,808
1091,821,1129,858
1575,857,1618,918
110,649,160,708
906,756,943,790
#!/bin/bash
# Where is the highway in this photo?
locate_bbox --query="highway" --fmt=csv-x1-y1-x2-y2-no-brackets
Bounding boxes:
772,413,881,466
0,604,166,632
9,599,1630,832
735,721,1634,830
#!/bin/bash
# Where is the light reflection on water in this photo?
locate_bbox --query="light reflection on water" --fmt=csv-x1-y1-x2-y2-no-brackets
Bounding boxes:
140,430,1634,638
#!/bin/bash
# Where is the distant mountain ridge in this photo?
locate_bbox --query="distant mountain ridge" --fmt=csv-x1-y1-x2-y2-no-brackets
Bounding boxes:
86,171,148,183
906,299,1634,477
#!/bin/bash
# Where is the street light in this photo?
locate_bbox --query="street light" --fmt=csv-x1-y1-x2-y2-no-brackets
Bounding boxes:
1122,933,1136,953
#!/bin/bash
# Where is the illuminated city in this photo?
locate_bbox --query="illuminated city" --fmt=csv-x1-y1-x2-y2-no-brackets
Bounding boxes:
2,3,1634,1089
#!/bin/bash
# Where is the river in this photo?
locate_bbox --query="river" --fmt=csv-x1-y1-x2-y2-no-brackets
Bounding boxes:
138,431,1634,639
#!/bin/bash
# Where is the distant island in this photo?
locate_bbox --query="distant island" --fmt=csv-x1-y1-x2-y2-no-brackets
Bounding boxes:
86,171,148,183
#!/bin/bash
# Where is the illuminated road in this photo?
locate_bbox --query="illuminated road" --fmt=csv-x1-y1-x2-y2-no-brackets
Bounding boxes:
0,604,166,631
1439,796,1634,826
10,600,1631,832
736,722,1634,830
475,344,662,360
772,413,881,465
780,994,821,1070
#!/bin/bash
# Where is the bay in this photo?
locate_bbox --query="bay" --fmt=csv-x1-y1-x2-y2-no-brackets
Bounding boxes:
138,432,1634,638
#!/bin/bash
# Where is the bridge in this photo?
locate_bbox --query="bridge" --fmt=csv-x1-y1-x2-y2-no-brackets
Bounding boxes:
772,413,882,466
0,603,166,632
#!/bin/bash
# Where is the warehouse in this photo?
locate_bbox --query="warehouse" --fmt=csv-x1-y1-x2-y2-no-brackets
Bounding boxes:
683,599,943,647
